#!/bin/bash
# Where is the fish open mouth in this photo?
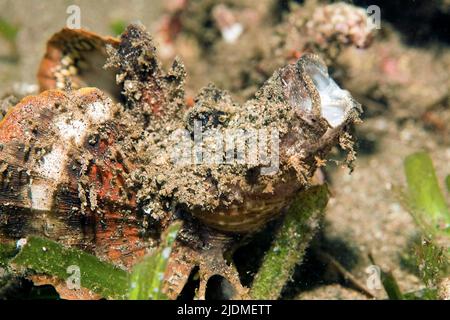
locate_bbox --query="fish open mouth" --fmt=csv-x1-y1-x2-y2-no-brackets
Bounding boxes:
302,57,362,128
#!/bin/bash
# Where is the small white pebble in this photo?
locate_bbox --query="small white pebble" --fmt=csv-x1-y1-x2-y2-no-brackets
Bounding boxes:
16,238,27,249
222,23,243,43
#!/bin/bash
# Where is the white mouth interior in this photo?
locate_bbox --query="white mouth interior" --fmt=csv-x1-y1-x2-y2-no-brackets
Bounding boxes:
304,62,351,128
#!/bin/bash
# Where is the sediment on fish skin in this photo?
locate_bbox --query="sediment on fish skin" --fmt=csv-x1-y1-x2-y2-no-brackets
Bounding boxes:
1,24,362,275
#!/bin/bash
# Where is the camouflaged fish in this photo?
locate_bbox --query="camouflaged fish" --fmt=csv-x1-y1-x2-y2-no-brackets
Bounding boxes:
0,24,361,299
